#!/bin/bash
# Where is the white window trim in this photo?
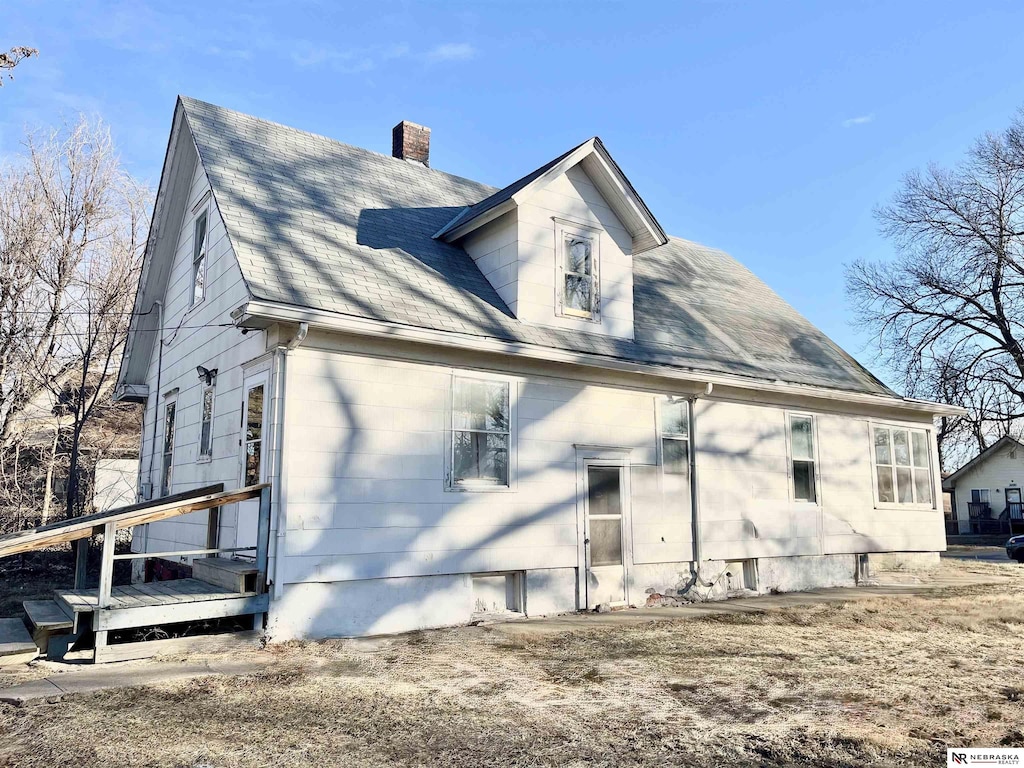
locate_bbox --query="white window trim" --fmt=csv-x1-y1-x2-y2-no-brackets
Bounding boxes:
445,371,518,493
197,383,215,463
160,393,178,497
554,218,602,323
869,421,936,510
189,207,210,310
656,395,690,478
785,410,822,506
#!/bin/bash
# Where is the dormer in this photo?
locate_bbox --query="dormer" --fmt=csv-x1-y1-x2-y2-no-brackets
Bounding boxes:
434,138,666,341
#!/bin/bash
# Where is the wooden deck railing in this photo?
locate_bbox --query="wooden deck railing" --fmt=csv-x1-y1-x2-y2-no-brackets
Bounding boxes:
88,483,272,656
967,502,992,519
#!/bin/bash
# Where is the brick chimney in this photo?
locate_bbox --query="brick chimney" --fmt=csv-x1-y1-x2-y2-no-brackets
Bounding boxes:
392,120,430,167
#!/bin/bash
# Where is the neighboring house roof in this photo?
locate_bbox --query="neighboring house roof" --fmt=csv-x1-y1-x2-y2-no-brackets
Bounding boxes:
128,96,902,398
942,435,1024,488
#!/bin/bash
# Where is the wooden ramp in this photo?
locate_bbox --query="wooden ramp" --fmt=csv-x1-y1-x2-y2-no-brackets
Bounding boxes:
0,484,273,664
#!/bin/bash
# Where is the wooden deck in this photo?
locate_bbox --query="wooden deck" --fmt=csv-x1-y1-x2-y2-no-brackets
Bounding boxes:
54,578,270,639
56,578,254,611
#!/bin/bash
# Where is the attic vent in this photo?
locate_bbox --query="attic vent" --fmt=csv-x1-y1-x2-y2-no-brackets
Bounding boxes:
392,120,430,167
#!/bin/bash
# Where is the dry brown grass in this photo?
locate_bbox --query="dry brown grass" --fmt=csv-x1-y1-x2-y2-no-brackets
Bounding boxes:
1,559,1023,767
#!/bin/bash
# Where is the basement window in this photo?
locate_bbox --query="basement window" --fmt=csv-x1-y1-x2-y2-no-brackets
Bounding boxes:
555,221,600,321
873,426,933,506
451,377,510,487
191,210,208,307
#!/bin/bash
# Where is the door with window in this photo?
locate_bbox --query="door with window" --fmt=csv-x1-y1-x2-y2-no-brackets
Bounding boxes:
583,463,629,608
1007,487,1022,524
235,372,268,554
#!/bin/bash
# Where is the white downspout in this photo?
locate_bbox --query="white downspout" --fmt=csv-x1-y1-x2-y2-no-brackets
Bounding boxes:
689,382,712,567
271,322,308,601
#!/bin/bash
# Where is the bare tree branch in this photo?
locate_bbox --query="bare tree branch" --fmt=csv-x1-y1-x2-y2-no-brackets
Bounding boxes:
0,46,37,86
847,110,1024,469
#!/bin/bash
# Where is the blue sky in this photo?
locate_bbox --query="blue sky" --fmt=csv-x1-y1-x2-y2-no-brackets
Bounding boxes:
3,0,1023,385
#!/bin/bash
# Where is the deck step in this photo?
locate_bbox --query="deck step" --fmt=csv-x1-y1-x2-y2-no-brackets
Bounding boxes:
192,557,258,593
23,600,74,656
0,618,38,666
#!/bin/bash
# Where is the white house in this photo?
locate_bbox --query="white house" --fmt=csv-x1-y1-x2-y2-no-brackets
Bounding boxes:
113,97,961,641
942,436,1024,535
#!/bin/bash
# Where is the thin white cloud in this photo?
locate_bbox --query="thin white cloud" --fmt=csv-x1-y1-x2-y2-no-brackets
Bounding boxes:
841,114,874,128
290,43,413,73
205,45,253,61
425,43,476,62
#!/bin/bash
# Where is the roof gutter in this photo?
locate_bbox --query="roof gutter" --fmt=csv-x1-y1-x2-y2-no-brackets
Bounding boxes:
233,299,967,418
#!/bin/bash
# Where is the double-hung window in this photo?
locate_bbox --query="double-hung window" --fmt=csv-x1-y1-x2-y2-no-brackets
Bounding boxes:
451,377,510,487
659,398,689,476
161,401,176,496
191,211,208,306
873,425,933,505
789,414,817,503
199,384,215,460
556,221,600,320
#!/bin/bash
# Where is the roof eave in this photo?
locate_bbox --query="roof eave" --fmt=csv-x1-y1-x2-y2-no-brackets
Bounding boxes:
434,198,517,242
434,137,668,253
236,298,962,417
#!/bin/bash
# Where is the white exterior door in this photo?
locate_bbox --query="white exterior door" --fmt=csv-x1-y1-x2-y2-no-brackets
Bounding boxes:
235,371,268,554
583,463,629,608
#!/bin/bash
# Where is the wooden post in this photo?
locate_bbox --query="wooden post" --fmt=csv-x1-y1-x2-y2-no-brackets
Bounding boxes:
94,521,117,659
74,538,89,589
97,521,116,608
254,486,272,593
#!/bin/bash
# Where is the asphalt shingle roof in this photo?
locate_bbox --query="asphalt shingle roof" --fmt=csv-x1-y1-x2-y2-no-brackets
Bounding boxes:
180,96,892,397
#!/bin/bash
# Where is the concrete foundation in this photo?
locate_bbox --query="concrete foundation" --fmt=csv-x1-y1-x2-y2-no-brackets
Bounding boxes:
267,566,580,641
866,551,941,572
265,551,943,640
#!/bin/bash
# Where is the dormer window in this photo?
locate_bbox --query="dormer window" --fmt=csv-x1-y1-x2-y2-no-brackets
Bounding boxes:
191,210,208,306
556,221,600,321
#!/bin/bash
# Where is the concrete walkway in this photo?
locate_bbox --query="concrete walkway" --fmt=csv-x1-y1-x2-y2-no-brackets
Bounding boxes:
484,568,1007,637
942,545,1015,563
0,657,272,707
0,567,1007,706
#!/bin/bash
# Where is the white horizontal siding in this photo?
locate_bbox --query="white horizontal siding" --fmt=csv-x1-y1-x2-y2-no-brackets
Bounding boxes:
138,157,267,556
278,346,944,587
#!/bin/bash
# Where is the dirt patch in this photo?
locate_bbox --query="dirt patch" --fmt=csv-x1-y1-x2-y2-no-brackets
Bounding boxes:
0,560,1021,767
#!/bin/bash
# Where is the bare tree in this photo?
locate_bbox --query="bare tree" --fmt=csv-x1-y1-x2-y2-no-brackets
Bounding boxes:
847,111,1024,469
0,117,149,525
0,46,37,85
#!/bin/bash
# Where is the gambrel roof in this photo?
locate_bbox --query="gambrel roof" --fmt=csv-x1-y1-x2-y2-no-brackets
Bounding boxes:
123,96,908,400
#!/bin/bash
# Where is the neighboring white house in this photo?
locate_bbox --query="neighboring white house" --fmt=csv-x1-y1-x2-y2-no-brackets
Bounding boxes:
942,436,1024,536
115,97,962,640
